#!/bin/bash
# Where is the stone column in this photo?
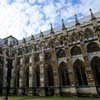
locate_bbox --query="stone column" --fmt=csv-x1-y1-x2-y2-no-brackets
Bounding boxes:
24,60,29,95
9,54,17,95
28,50,35,95
64,45,77,95
50,48,60,96
39,48,45,96
2,49,8,99
18,56,25,95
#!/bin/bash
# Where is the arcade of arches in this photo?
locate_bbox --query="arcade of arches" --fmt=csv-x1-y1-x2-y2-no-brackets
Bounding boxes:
0,41,100,97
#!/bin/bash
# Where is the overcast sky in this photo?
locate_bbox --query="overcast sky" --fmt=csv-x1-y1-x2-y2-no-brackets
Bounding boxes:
0,0,100,39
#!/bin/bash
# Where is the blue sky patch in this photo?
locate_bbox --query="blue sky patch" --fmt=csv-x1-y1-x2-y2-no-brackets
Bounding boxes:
0,0,99,39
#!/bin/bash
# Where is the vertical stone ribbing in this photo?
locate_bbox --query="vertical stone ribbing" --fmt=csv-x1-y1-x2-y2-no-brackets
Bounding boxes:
28,50,35,95
2,49,8,97
18,56,25,95
10,54,17,95
50,48,60,96
39,48,45,96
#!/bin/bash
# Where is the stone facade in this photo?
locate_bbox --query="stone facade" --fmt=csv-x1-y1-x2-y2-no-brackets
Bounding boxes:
0,9,100,97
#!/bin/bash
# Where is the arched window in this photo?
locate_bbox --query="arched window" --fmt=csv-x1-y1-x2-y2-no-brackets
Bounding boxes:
44,64,54,96
71,46,81,56
73,59,87,86
84,28,94,39
56,48,66,58
59,62,70,87
91,57,100,85
87,42,100,53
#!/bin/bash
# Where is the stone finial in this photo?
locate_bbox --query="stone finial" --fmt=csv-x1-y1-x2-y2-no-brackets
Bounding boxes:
62,18,66,30
89,8,96,20
40,30,44,38
23,37,26,43
22,37,26,47
50,23,54,34
75,14,80,26
31,34,35,40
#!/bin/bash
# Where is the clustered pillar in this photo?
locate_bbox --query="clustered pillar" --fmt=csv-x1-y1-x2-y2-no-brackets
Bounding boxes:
18,55,25,95
39,47,45,96
10,54,17,95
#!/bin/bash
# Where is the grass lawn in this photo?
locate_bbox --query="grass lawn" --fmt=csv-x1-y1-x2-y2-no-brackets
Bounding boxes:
0,96,100,100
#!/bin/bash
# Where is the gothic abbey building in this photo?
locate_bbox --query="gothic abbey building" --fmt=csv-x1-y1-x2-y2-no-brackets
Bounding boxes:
0,9,100,97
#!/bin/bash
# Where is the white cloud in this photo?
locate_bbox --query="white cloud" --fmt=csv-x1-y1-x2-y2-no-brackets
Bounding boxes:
43,4,57,19
27,0,36,5
38,0,46,3
0,0,99,39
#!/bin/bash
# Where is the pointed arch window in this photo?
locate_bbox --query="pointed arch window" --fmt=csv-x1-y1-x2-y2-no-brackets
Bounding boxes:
71,46,81,56
87,42,100,53
91,56,100,85
59,62,70,87
73,59,88,86
44,64,54,96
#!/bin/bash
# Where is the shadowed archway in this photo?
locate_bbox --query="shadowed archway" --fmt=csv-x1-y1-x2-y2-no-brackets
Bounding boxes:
33,65,40,96
59,62,70,96
7,59,12,94
73,59,87,86
91,56,100,95
71,46,81,56
59,62,70,87
87,42,100,53
44,64,54,96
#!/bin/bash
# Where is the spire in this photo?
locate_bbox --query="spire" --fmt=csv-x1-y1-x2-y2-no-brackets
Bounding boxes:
50,23,54,34
40,30,44,38
62,18,66,30
75,14,80,26
89,8,96,20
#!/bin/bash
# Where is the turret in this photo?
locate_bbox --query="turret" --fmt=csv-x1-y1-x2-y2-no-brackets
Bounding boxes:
50,23,55,34
40,30,44,38
90,8,96,20
75,14,81,31
75,14,80,26
62,18,67,30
